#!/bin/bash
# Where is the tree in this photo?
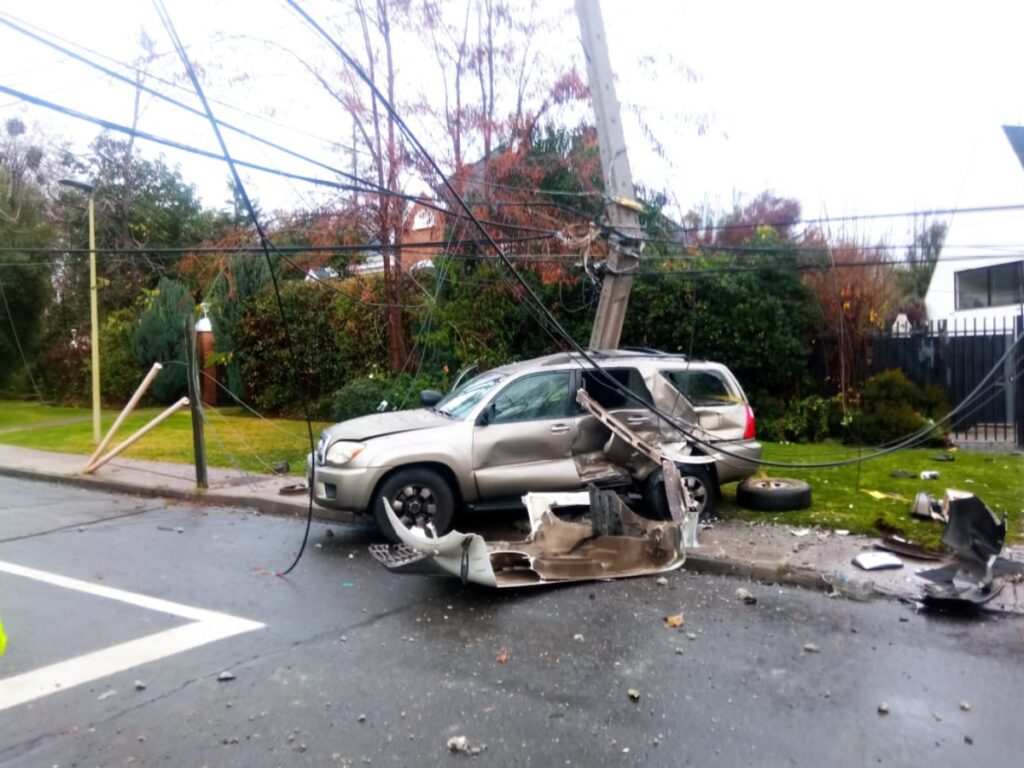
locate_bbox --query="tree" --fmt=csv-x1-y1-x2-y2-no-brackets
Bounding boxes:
0,118,55,391
131,277,194,402
894,218,946,323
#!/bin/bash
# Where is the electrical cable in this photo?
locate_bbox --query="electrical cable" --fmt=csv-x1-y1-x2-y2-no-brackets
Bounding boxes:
151,0,315,577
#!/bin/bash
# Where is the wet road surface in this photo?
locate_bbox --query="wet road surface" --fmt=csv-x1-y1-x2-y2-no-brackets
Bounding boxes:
1,475,1022,767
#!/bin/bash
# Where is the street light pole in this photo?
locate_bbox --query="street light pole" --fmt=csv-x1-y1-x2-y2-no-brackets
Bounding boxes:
60,179,101,444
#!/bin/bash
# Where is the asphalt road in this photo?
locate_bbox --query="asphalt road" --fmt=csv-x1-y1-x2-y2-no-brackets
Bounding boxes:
1,476,1022,768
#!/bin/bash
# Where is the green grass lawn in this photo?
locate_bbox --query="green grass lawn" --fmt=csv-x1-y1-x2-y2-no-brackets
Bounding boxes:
1,401,1020,548
0,401,329,476
718,441,1023,549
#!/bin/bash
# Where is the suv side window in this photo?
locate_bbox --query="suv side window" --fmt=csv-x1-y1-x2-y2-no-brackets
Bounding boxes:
662,370,734,406
489,372,572,424
578,367,652,410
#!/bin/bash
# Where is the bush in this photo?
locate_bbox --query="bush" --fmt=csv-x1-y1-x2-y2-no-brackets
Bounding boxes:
37,333,90,405
331,377,388,421
100,308,145,405
847,369,950,446
781,395,832,443
131,278,193,403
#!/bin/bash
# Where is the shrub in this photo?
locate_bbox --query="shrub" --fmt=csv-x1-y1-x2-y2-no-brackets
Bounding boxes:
131,278,193,403
100,308,145,405
36,333,90,405
781,395,831,443
847,369,950,446
331,377,388,421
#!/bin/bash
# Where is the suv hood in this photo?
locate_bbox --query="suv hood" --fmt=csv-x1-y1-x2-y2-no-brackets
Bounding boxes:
323,408,454,442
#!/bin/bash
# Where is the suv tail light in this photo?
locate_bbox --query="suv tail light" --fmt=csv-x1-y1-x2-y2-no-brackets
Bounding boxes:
743,405,756,440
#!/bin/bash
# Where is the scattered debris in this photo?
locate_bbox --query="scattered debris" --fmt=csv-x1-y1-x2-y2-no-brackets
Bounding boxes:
834,529,850,537
875,535,942,561
217,671,236,682
802,643,820,653
919,470,940,480
911,491,947,522
627,688,641,702
917,490,1021,613
342,581,355,588
931,454,955,462
790,528,812,537
960,700,971,712
890,470,915,479
495,648,509,664
370,486,688,587
446,736,484,756
853,552,904,571
272,460,290,474
877,702,890,715
735,587,757,605
664,614,684,628
97,690,117,701
964,735,974,745
573,633,584,642
134,680,146,691
862,489,910,502
325,528,335,538
357,714,366,723
156,525,185,534
278,483,309,496
654,576,669,587
830,572,875,601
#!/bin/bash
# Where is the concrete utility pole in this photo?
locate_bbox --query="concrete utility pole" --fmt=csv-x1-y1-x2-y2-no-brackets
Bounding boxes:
576,0,644,350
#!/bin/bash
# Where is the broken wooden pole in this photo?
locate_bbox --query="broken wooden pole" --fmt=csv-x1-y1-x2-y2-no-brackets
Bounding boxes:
85,362,163,473
85,397,189,474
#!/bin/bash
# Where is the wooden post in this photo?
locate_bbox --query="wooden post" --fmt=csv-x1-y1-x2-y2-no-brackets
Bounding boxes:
184,314,208,489
87,397,189,472
576,0,644,350
85,362,163,473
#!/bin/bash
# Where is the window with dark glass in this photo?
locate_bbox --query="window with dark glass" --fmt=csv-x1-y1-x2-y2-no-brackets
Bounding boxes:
955,261,1024,310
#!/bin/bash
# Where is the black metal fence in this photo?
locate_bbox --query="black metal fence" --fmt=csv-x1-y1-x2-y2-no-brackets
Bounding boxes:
867,315,1023,446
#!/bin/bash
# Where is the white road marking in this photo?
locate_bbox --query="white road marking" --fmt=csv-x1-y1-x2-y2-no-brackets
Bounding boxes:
0,560,264,712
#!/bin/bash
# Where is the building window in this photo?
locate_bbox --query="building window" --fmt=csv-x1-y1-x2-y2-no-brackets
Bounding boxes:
955,261,1024,310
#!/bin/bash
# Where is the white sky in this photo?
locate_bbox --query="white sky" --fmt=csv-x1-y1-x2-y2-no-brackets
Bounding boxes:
2,0,1023,247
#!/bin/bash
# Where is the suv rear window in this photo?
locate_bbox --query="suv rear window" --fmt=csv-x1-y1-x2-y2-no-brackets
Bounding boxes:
580,367,653,409
662,370,735,407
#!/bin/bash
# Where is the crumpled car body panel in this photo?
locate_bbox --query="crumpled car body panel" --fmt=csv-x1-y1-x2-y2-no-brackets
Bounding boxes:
376,488,687,588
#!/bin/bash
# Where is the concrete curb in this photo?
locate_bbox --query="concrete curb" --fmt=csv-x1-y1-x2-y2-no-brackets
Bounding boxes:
0,464,354,523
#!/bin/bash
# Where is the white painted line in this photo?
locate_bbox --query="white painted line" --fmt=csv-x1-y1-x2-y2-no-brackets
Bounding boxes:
0,560,264,712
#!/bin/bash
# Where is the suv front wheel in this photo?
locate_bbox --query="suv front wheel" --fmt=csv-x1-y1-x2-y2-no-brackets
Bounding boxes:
372,467,456,543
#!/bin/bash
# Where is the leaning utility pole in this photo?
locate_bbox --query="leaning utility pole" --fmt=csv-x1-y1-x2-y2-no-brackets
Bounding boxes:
576,0,644,350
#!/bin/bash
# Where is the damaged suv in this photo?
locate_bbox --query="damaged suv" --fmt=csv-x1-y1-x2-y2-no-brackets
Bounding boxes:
310,350,761,539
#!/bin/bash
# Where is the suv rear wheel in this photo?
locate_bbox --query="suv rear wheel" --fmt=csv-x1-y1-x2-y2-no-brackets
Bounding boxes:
642,463,717,522
372,467,456,543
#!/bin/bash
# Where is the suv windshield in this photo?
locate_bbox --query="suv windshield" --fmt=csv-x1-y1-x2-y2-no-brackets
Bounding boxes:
435,371,506,419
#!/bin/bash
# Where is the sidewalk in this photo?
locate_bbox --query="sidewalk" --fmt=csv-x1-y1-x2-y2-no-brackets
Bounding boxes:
0,444,1020,614
0,444,350,523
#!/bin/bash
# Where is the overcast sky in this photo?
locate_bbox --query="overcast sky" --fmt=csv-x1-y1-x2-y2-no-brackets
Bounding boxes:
2,0,1023,246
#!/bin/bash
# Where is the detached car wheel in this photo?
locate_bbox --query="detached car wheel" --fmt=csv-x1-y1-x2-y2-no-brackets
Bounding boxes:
736,477,812,512
373,467,455,543
643,463,717,522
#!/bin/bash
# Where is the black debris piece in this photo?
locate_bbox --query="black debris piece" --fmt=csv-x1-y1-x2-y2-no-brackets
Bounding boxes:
876,535,943,561
890,470,916,479
931,454,956,462
941,492,1005,565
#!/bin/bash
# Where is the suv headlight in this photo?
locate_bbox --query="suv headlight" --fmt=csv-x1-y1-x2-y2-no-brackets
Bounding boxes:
324,440,365,465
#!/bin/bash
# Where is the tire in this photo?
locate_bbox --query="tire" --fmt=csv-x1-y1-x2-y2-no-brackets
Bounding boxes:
372,467,456,543
736,477,812,512
643,463,717,522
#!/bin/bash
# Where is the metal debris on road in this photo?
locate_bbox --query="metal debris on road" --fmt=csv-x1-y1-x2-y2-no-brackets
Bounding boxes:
370,486,688,588
877,702,890,715
627,688,641,702
217,671,236,682
664,614,684,628
960,700,971,711
134,680,146,691
654,576,668,586
802,643,820,653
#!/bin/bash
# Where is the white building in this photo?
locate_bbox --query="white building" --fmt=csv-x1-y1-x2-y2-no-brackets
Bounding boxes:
924,126,1024,332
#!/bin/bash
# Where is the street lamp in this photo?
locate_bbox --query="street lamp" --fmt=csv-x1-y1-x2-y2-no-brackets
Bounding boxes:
59,178,101,445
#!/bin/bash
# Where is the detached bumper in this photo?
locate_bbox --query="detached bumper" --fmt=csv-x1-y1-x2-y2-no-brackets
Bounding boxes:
308,454,389,513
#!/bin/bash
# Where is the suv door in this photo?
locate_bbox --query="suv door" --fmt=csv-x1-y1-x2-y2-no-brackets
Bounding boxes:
472,371,579,497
